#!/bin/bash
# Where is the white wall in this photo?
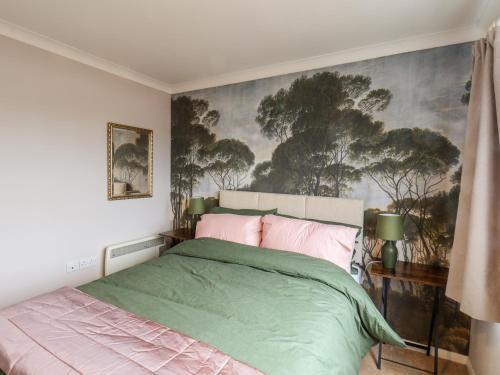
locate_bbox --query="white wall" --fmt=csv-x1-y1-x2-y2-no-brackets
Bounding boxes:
0,35,171,309
469,320,500,375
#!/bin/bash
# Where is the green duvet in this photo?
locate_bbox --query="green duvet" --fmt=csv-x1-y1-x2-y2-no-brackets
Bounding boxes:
79,238,404,375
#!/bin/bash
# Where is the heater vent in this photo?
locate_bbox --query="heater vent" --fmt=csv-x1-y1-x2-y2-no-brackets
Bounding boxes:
104,235,164,276
110,237,164,258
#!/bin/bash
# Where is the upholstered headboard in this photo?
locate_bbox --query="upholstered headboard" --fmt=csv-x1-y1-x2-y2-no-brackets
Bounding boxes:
219,190,364,254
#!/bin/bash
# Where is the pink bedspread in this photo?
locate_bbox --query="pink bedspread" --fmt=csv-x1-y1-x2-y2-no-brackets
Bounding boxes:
0,287,264,375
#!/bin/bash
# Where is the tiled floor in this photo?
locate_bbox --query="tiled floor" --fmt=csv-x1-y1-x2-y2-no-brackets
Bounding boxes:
360,345,468,375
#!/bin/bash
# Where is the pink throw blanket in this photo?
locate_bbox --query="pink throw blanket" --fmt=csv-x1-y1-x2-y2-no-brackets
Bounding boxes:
0,287,264,374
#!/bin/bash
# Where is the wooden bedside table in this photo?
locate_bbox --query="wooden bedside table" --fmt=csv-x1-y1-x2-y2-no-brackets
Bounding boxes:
369,261,448,375
160,228,194,247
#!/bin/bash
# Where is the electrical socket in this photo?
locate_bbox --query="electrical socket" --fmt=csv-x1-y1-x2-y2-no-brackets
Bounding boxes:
79,256,98,270
68,257,98,273
66,260,80,273
79,257,91,269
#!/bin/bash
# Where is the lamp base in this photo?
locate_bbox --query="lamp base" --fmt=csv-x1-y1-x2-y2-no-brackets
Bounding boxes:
381,240,398,270
190,214,200,235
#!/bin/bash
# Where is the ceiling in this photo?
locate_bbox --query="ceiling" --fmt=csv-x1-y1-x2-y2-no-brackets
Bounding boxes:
0,0,499,93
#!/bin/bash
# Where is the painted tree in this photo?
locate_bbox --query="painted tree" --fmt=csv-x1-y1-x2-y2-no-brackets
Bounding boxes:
461,78,471,105
255,71,391,197
250,161,273,192
113,133,149,187
361,208,382,267
171,96,219,228
114,144,146,185
135,133,149,153
406,166,461,264
200,139,255,190
359,127,460,264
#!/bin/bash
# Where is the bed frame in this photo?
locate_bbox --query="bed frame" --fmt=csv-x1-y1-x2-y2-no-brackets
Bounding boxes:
219,190,364,255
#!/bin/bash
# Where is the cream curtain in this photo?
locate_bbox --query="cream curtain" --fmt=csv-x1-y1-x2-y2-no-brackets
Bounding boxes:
446,25,500,323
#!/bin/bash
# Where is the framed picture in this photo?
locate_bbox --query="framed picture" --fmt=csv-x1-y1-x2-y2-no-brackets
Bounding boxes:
107,122,153,200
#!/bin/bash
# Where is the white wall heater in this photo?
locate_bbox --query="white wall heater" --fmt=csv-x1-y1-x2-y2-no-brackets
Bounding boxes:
104,235,165,276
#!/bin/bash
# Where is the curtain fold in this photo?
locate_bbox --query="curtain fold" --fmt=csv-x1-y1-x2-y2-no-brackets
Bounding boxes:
446,26,500,323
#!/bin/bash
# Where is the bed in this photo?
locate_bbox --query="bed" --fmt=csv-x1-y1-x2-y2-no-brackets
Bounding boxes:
0,191,404,375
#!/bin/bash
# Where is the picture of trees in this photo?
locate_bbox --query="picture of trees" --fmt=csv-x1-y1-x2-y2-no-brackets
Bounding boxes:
108,123,153,200
171,43,472,354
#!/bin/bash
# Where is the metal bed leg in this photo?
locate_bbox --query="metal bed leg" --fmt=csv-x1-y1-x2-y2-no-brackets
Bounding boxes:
433,288,441,375
427,287,440,356
377,277,389,369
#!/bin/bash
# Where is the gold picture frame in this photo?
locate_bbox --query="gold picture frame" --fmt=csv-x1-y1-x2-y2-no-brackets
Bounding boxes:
107,122,153,200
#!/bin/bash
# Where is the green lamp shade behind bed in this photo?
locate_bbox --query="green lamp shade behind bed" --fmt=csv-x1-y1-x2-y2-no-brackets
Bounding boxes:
188,197,205,215
188,197,205,234
376,213,403,240
376,213,403,270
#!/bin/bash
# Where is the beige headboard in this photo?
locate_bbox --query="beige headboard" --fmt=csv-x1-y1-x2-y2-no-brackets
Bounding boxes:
219,190,364,254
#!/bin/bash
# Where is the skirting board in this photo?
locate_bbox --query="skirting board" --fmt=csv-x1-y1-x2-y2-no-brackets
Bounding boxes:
466,359,477,375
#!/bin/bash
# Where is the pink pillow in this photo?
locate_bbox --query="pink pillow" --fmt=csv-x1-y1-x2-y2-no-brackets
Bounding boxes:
195,213,262,247
260,215,357,272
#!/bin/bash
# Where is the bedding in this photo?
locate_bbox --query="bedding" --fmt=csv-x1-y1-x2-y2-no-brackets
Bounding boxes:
261,214,357,272
0,238,404,375
79,238,403,375
195,213,262,246
0,287,262,375
209,206,277,216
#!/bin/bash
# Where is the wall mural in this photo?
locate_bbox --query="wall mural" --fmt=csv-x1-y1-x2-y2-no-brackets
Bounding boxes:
171,43,472,354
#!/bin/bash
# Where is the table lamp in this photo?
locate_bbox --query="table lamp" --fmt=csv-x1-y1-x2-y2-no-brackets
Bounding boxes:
376,213,403,270
188,196,205,234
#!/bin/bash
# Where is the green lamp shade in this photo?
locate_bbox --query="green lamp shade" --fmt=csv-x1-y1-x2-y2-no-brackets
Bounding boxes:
204,197,219,211
188,196,205,215
376,213,404,240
